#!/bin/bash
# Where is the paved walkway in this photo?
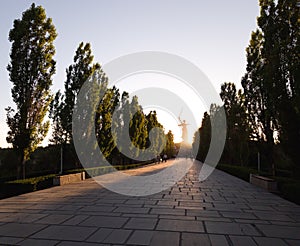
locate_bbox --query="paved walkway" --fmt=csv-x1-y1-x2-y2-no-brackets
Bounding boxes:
0,160,299,246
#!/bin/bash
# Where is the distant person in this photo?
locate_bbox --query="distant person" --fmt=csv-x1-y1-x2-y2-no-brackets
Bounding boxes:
163,154,167,162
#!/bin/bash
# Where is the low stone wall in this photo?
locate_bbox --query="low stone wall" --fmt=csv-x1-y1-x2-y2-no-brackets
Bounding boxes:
53,172,85,186
250,173,278,193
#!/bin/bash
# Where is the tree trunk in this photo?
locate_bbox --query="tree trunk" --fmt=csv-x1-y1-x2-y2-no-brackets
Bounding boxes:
22,158,26,180
17,151,25,180
17,164,21,180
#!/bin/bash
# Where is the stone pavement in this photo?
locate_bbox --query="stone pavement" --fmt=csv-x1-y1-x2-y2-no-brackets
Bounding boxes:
0,159,299,246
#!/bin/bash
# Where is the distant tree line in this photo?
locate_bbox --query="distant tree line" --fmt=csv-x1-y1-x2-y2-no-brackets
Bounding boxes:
4,4,175,179
193,0,300,177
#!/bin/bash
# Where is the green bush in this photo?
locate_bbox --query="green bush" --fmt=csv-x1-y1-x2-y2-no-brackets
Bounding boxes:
217,164,258,182
279,182,300,205
6,174,56,191
65,161,152,177
217,164,300,205
0,174,56,199
0,161,153,199
274,176,300,205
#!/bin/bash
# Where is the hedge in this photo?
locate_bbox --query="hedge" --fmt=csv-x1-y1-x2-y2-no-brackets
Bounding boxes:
217,164,300,205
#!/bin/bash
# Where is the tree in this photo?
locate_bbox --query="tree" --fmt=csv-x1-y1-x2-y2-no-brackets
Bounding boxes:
50,42,100,144
95,86,120,161
164,130,176,158
194,111,211,162
49,91,64,145
128,96,148,159
220,82,249,165
241,30,266,141
242,0,300,175
263,0,300,173
6,4,57,179
145,111,165,156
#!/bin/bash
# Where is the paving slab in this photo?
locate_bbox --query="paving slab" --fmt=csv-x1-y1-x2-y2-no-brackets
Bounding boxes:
205,221,261,236
181,233,210,246
17,238,59,246
31,225,97,241
0,236,23,245
124,217,157,230
127,230,154,245
156,219,205,232
0,223,47,237
208,234,229,246
255,224,300,239
0,159,298,245
79,215,128,228
229,235,257,246
253,236,289,246
149,231,180,246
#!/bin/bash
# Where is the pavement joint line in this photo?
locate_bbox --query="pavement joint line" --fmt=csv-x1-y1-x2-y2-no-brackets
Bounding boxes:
153,217,160,231
225,234,234,246
179,232,183,246
123,228,135,245
249,224,263,238
202,220,207,233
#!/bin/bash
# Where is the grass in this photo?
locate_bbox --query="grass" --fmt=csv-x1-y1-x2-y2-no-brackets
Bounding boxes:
65,161,153,177
0,161,154,199
6,174,57,192
217,164,259,182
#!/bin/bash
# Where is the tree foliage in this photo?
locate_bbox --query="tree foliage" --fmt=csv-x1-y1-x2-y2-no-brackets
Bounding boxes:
242,0,300,174
193,1,300,176
6,3,57,178
50,42,100,144
164,130,176,158
220,82,249,166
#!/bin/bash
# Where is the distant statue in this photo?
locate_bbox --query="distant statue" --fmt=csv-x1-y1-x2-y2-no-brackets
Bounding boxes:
178,118,189,143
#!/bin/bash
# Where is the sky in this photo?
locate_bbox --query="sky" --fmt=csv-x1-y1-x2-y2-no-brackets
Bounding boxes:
0,0,260,147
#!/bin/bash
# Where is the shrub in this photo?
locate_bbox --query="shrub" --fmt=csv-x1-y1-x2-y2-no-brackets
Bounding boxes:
217,164,300,205
0,174,56,199
217,164,258,182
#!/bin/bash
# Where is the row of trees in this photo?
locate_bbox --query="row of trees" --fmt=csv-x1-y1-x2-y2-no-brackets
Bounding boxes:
5,4,175,179
50,42,175,166
194,0,300,176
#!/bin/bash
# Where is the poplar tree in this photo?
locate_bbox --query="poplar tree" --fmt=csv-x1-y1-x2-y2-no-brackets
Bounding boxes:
95,86,120,160
144,111,165,158
220,82,249,165
6,4,57,178
129,96,148,159
50,42,100,144
164,130,176,158
194,112,211,162
242,0,300,174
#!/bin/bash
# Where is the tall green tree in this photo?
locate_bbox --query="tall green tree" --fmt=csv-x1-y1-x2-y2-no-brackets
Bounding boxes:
50,42,100,144
6,4,57,179
112,93,150,163
95,86,119,161
220,82,249,165
129,96,148,159
193,111,211,162
242,0,300,174
145,111,165,156
241,30,266,141
261,0,300,173
164,130,176,158
49,91,64,145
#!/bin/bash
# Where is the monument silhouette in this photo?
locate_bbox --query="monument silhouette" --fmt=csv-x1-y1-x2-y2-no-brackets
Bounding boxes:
178,114,192,158
178,118,189,143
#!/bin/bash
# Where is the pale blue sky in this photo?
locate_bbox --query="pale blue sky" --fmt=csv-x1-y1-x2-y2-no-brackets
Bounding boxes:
0,0,260,147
